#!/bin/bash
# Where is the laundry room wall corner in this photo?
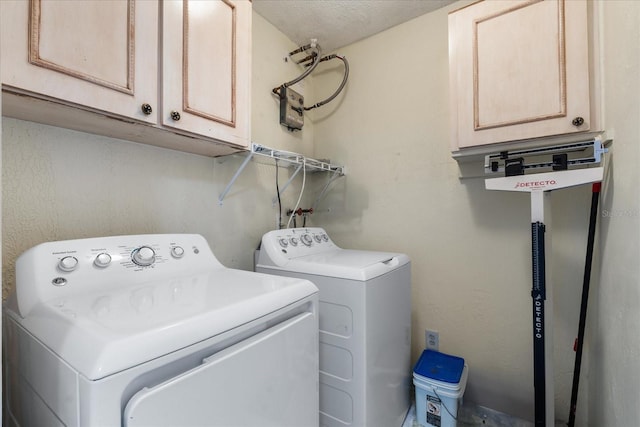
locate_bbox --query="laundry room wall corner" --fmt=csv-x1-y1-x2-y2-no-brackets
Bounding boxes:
587,1,640,425
1,10,318,298
308,0,640,423
1,58,4,423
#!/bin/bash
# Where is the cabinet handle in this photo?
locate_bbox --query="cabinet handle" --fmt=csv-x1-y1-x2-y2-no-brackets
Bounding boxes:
141,103,153,115
572,116,584,126
170,111,181,121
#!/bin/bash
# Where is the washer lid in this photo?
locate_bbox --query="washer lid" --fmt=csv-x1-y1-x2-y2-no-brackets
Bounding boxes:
261,249,410,281
6,268,317,380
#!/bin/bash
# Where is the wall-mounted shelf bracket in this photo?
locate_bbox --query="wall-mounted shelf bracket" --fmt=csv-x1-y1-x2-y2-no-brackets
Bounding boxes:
218,150,255,205
218,142,345,205
272,163,304,205
312,169,344,211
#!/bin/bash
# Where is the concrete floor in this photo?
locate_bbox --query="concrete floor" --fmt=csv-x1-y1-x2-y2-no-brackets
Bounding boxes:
403,401,564,427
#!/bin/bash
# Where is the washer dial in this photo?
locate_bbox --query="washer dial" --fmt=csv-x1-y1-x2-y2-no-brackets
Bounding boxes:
58,256,78,272
131,246,156,266
171,246,185,258
94,252,112,268
301,234,313,246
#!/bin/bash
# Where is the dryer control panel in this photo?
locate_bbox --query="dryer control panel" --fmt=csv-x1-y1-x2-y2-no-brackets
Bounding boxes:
13,234,221,318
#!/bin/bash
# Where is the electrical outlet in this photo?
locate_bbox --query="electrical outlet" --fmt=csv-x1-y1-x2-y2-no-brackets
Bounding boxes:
425,329,439,351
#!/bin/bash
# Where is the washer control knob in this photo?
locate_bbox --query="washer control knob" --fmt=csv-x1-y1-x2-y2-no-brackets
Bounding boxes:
313,234,322,243
290,237,299,246
301,234,313,246
322,233,329,242
171,246,185,258
94,252,112,268
278,238,289,248
58,256,79,272
132,246,156,266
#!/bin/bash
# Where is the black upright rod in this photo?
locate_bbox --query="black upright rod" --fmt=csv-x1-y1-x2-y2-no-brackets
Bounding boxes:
531,222,547,426
568,182,601,426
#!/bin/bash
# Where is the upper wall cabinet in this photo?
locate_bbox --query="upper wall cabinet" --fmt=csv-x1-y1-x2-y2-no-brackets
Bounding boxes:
448,0,600,154
162,0,251,148
1,0,159,124
1,0,251,156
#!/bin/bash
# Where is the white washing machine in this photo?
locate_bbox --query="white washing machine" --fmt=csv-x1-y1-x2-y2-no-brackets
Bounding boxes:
3,234,319,427
256,227,412,427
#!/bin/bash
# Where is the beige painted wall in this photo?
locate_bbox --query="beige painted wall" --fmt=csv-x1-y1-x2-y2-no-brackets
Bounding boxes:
588,2,640,426
251,12,316,156
0,39,3,418
312,1,639,424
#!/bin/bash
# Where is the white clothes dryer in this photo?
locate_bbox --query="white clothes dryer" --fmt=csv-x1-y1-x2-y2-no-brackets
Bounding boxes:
3,234,319,427
256,227,411,427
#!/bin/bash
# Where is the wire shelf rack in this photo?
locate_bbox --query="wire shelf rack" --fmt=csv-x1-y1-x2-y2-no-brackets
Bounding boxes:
218,143,345,205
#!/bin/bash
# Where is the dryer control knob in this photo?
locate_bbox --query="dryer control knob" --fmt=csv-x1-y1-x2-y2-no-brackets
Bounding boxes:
94,252,112,268
58,256,79,272
301,234,313,246
132,246,156,266
171,246,185,258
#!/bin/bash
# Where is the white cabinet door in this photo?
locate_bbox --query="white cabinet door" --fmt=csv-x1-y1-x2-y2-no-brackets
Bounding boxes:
1,0,159,124
162,0,251,148
449,0,592,150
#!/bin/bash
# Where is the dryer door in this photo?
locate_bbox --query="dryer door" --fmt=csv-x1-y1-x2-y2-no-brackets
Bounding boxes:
123,311,318,427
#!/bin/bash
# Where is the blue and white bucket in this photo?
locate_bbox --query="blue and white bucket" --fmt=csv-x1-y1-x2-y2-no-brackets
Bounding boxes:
413,350,468,427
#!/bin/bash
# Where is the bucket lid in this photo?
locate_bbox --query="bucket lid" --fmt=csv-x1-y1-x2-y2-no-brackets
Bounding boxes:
413,350,465,384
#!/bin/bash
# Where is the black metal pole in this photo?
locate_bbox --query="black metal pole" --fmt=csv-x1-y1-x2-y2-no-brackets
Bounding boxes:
568,182,601,426
532,221,547,426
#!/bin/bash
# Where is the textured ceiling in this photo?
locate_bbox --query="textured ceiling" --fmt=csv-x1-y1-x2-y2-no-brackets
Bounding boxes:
252,0,457,53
